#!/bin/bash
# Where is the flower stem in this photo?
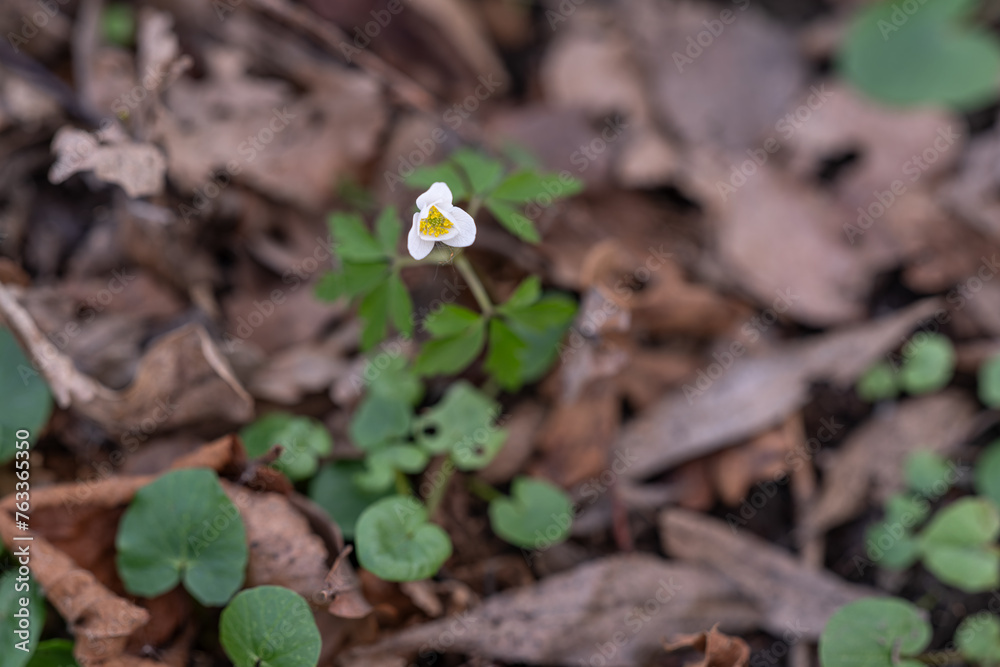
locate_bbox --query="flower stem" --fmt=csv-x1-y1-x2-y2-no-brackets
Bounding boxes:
454,252,493,317
425,459,455,517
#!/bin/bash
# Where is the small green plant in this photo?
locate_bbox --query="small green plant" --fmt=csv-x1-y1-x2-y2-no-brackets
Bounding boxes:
856,333,955,401
240,413,333,481
219,586,321,667
0,327,53,463
26,640,79,667
309,146,580,581
115,468,248,605
839,0,1000,110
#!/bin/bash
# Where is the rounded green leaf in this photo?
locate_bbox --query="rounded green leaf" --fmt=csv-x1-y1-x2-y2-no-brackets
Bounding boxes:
0,327,53,463
220,586,321,667
488,476,573,549
240,413,333,481
26,640,78,667
918,497,1000,592
353,444,429,493
856,362,898,403
349,393,412,450
819,598,931,667
903,451,952,496
865,523,919,571
1,569,45,667
413,382,506,470
898,334,955,395
957,612,1000,664
116,468,248,605
838,0,1000,110
980,354,1000,408
309,461,391,539
355,496,452,581
976,439,1000,508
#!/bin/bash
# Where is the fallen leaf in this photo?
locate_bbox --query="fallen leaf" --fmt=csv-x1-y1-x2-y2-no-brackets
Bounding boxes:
664,624,750,667
48,126,167,198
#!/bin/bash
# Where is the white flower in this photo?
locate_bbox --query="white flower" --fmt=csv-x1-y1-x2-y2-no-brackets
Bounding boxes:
407,182,476,260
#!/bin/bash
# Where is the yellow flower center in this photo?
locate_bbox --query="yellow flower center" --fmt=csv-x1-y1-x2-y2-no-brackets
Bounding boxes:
419,206,453,238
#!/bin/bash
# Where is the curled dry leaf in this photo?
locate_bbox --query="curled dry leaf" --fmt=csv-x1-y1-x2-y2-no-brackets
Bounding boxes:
0,282,253,436
48,127,167,198
664,624,750,667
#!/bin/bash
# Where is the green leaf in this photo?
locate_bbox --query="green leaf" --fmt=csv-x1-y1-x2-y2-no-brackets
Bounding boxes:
354,444,429,492
26,640,78,667
423,304,482,338
313,261,388,302
976,439,1000,508
413,381,505,470
818,598,930,667
497,276,542,314
491,170,582,204
406,163,469,202
903,451,953,496
838,0,1000,110
484,318,527,391
413,320,486,376
451,148,505,195
240,413,333,481
375,206,402,255
918,497,1000,592
0,327,53,463
502,294,577,384
355,496,452,581
220,586,321,667
349,392,412,450
488,476,573,549
328,212,385,262
980,353,1000,408
856,361,899,402
101,3,135,47
365,355,424,406
0,569,45,667
359,282,391,350
388,273,414,336
884,493,930,528
957,612,1000,665
309,461,392,539
116,468,248,606
485,198,540,243
865,522,919,571
898,334,955,395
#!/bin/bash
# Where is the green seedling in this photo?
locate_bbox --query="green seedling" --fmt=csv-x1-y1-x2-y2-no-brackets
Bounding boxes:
839,0,1000,110
918,497,1000,592
488,476,574,549
958,613,1000,666
855,334,955,401
240,412,333,481
355,496,452,582
116,468,248,605
0,327,53,463
220,586,321,667
819,598,931,667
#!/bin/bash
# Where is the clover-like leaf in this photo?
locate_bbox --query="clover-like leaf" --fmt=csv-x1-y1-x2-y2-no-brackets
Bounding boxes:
1,568,45,667
976,439,1000,508
309,461,391,539
240,413,333,481
313,261,388,302
349,392,412,450
413,318,487,377
484,318,528,391
957,612,1000,665
898,334,955,395
328,212,385,262
488,476,573,549
980,353,1000,408
116,468,248,606
26,640,78,667
839,0,1000,110
413,381,505,470
903,451,953,497
918,497,1000,592
220,586,321,667
856,361,899,403
353,444,429,493
451,148,504,195
0,327,53,463
485,198,540,243
423,304,482,338
355,496,452,581
490,170,582,204
358,273,414,350
818,598,930,667
502,293,577,384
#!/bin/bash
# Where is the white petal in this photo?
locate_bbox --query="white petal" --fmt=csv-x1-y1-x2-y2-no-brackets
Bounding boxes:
416,182,453,210
443,205,476,248
408,223,435,259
